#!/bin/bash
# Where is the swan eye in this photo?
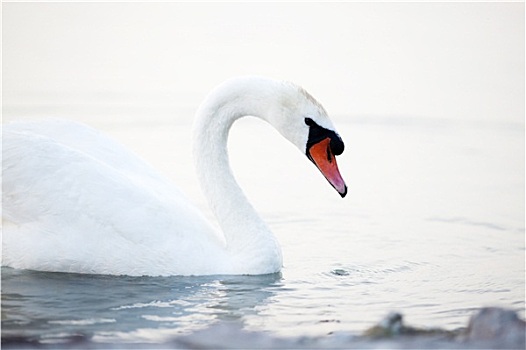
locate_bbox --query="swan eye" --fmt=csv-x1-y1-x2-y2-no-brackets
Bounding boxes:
305,118,345,156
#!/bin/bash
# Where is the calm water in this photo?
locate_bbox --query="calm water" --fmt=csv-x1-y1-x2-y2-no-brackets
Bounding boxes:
2,115,524,345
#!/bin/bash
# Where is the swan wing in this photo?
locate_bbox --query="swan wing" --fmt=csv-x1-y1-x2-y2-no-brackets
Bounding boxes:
2,120,224,275
3,120,178,194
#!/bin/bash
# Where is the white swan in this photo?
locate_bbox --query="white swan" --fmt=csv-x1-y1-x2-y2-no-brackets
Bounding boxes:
2,76,347,276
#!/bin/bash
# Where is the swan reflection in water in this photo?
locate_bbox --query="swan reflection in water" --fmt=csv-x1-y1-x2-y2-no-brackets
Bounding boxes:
1,267,284,343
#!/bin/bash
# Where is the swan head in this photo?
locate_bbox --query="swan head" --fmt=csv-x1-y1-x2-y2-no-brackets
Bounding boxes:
196,76,348,197
266,80,348,198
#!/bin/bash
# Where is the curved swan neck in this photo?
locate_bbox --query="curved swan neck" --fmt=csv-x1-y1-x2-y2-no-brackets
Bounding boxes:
192,77,283,273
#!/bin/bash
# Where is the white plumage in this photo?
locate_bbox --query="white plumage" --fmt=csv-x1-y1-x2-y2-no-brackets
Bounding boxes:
2,76,344,276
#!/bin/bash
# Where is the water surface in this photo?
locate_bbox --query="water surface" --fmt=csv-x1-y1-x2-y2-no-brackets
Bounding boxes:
2,116,524,345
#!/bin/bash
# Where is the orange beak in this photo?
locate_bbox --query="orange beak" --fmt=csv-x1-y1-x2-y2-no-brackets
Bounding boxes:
307,137,347,197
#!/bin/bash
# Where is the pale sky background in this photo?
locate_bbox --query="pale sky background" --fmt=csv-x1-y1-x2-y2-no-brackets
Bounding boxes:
2,2,525,124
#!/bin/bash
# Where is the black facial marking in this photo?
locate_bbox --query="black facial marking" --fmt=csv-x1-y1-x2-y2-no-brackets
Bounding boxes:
305,118,344,156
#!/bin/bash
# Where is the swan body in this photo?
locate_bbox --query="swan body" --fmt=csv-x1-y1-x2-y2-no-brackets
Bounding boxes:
2,76,346,276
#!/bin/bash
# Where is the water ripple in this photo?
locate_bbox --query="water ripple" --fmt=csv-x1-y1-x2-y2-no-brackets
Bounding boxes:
427,216,507,231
